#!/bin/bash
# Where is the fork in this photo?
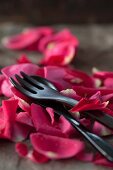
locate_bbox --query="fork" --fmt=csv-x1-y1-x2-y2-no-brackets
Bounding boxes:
10,72,113,162
10,71,113,130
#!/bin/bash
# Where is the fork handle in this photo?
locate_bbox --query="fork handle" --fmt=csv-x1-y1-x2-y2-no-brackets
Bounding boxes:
60,107,113,162
36,99,113,162
56,93,113,130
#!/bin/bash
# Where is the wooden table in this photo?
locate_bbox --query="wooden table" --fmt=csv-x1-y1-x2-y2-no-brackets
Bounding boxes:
0,23,113,170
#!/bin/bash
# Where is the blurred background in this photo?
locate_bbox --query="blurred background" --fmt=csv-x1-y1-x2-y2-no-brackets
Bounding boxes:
0,0,113,72
0,0,113,24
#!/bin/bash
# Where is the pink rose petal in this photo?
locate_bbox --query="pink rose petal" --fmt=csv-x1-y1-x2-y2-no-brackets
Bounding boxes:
38,29,79,52
1,99,18,139
2,27,53,51
30,133,84,159
70,98,108,113
40,42,75,66
31,104,66,137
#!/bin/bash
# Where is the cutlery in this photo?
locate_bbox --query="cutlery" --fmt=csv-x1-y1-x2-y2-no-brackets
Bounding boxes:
11,71,113,130
10,72,113,162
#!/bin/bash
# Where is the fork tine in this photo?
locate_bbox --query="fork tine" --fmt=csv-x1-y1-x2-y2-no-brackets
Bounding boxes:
10,77,36,98
15,74,38,93
20,71,46,88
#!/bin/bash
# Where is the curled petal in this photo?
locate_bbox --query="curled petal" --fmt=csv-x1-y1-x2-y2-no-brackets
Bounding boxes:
40,43,75,66
2,27,53,51
30,133,84,159
38,29,79,52
1,63,39,78
70,98,108,113
31,104,65,137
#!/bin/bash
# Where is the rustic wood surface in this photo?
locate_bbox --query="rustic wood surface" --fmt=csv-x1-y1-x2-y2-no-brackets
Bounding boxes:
0,23,113,170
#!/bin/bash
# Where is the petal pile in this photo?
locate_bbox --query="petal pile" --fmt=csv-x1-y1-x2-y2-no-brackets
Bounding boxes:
0,26,113,167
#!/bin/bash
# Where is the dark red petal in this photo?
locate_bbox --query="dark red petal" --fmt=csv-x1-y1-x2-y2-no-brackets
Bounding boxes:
94,153,113,167
15,142,28,157
76,152,94,162
16,54,32,64
28,149,49,163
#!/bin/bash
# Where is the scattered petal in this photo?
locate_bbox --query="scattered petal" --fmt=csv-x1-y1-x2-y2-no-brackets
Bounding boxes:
30,133,84,159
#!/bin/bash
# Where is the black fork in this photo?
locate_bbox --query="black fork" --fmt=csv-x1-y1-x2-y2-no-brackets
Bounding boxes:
10,71,113,130
10,72,113,162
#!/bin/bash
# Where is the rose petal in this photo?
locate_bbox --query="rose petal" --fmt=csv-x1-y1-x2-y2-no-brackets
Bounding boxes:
30,133,84,159
15,142,28,157
40,43,75,66
16,112,33,127
27,149,49,163
70,98,108,113
2,99,18,139
31,104,66,137
16,54,32,64
1,63,39,78
38,29,79,52
2,27,53,51
94,153,113,167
